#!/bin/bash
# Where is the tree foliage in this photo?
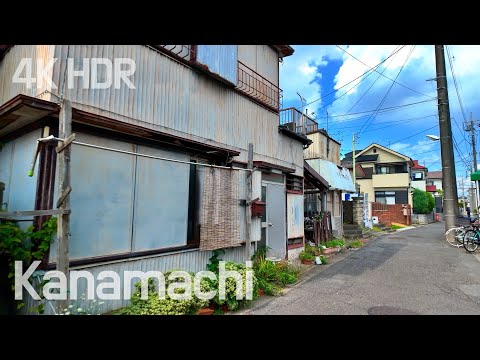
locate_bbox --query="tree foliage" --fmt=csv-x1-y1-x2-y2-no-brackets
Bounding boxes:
413,188,435,214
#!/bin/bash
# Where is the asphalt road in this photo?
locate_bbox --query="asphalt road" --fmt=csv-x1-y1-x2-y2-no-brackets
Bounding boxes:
247,222,480,315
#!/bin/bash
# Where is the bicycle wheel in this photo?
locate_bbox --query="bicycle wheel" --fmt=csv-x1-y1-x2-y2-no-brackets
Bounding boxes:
445,227,465,246
463,230,479,253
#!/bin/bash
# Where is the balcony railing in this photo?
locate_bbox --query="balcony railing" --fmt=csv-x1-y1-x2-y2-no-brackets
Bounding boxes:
155,45,195,62
279,107,319,136
236,61,282,111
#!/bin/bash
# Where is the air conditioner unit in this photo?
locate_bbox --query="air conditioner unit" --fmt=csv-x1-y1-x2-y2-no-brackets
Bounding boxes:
372,216,379,224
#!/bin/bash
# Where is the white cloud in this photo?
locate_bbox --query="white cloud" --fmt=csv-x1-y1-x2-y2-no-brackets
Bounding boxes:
280,45,342,112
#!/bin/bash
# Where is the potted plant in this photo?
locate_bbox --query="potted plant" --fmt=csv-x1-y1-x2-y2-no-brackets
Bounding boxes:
299,250,315,265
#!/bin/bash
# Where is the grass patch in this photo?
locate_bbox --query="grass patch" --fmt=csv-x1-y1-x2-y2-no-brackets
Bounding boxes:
372,226,382,232
253,248,301,296
347,240,363,248
390,224,403,230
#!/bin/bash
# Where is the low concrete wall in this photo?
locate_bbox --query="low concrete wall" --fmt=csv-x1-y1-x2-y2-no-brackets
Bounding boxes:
412,212,435,224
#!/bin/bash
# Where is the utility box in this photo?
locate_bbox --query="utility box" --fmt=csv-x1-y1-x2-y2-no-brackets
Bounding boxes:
372,216,379,224
251,200,265,218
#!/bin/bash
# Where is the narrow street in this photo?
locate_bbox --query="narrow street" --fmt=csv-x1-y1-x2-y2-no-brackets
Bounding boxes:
247,222,480,315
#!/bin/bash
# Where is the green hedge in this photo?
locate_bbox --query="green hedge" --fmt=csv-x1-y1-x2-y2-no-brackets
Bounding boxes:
413,188,435,214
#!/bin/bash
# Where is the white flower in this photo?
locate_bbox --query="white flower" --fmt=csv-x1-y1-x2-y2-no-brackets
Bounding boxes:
68,304,74,309
77,308,83,312
65,311,70,315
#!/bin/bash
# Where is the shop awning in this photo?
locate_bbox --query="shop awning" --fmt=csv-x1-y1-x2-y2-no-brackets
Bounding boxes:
471,170,480,181
306,158,355,192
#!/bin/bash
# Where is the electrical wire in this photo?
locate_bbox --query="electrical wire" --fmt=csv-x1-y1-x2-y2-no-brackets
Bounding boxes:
388,124,439,146
336,45,435,99
328,48,402,132
303,45,407,107
359,46,416,134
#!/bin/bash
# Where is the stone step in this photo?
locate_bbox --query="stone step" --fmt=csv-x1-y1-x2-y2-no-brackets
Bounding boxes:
344,230,363,236
344,223,362,230
344,233,362,239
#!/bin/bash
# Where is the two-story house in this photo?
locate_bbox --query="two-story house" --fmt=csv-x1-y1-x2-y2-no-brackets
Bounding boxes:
342,143,414,207
0,45,309,313
410,160,428,191
426,170,443,195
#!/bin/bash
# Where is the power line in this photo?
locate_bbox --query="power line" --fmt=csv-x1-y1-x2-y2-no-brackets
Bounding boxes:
314,99,436,122
303,45,407,107
329,48,402,132
388,124,439,146
359,46,416,134
330,114,438,131
336,45,435,99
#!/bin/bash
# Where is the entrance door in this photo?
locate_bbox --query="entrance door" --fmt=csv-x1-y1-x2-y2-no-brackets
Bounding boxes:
264,182,286,259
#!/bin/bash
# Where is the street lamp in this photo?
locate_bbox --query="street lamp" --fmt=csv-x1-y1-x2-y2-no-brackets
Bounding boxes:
426,134,440,141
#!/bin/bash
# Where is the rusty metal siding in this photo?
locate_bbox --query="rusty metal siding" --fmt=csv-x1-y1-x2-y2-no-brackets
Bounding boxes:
0,45,56,104
24,245,250,315
196,45,237,85
49,45,303,176
287,193,304,239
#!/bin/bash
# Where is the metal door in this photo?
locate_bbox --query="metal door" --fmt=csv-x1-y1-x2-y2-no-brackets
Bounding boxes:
265,182,286,259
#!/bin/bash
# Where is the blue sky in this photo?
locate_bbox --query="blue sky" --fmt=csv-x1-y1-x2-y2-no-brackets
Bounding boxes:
280,45,480,192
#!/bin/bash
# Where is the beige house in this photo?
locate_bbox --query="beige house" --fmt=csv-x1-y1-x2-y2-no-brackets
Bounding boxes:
342,143,414,206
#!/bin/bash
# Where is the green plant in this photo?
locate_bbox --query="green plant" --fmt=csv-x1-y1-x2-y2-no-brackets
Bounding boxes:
299,251,315,261
253,258,299,295
251,246,269,262
347,240,363,248
413,188,435,214
0,217,57,311
59,296,105,315
390,224,403,230
210,261,258,311
372,226,382,232
319,255,328,265
117,272,212,315
324,239,345,248
305,243,321,256
207,249,225,273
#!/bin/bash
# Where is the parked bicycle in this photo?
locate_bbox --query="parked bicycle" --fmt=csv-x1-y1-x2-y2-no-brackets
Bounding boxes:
444,217,476,248
463,222,480,253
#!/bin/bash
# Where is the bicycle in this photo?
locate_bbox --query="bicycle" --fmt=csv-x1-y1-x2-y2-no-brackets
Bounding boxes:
463,222,480,253
444,217,476,248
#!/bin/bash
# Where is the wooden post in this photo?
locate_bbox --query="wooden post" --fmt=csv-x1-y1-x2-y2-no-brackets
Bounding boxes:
56,99,72,312
245,143,254,261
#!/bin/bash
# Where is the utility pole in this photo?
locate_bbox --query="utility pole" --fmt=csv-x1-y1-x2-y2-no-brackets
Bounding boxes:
464,112,478,171
462,175,466,214
245,143,253,261
435,45,459,232
352,133,357,194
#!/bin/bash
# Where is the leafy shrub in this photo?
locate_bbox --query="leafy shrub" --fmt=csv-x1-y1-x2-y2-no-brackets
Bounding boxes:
305,243,321,256
413,188,435,214
210,261,258,311
118,271,211,315
299,251,315,261
253,256,300,295
324,239,345,248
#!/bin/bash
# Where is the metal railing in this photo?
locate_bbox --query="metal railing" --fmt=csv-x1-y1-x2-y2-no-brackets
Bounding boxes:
279,107,318,135
236,61,282,111
156,45,195,61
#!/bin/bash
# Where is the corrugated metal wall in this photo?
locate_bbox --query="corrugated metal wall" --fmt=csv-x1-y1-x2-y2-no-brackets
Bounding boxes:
48,45,302,176
238,45,278,86
22,245,252,315
0,130,40,226
196,45,237,85
305,131,341,165
0,45,56,104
